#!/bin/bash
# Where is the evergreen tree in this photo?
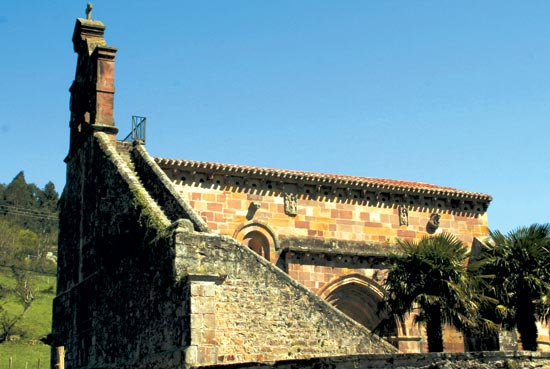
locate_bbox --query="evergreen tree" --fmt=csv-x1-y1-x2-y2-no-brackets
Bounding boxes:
3,171,39,208
40,182,59,212
0,172,58,233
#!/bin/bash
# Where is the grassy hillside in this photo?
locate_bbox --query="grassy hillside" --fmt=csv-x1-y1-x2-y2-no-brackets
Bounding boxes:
0,342,50,369
0,267,54,369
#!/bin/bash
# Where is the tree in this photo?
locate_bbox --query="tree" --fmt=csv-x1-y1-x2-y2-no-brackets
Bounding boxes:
380,233,483,352
0,267,36,343
0,171,58,343
0,173,59,272
37,181,59,233
2,172,40,209
478,224,550,351
0,172,59,234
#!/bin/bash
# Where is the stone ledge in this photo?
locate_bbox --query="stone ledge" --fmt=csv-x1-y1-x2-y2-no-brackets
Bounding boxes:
280,236,400,258
193,351,550,369
131,142,210,232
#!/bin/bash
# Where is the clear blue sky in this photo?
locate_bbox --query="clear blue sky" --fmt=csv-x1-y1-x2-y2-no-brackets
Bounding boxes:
1,1,549,234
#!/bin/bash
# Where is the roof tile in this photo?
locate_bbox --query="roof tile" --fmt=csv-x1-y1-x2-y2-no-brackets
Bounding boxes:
154,157,492,202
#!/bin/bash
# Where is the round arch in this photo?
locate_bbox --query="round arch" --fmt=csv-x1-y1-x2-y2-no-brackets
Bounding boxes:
233,221,279,264
319,274,401,339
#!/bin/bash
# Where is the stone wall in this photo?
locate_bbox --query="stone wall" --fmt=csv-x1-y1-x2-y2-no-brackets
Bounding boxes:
169,183,488,246
53,133,186,369
174,226,397,367
157,159,489,248
156,159,491,353
157,160,490,302
193,352,550,369
128,142,209,232
54,131,398,369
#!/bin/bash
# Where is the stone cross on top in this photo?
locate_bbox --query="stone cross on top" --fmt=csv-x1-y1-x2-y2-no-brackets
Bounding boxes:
86,2,93,20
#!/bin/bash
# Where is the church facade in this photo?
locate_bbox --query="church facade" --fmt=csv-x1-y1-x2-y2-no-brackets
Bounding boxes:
52,13,546,369
154,156,491,353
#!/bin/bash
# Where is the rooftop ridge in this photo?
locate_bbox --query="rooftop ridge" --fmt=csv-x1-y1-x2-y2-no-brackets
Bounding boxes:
154,157,492,202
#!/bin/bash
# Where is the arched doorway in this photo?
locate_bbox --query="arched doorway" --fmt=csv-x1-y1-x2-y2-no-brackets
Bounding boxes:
319,274,398,343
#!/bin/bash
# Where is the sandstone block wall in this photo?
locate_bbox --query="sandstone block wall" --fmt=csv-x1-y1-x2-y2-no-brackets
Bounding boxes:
156,160,491,353
166,184,488,246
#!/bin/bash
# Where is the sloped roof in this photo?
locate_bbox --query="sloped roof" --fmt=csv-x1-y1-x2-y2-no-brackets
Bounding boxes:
155,157,492,203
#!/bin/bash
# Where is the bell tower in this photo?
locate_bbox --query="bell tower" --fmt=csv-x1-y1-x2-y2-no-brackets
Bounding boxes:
67,4,118,159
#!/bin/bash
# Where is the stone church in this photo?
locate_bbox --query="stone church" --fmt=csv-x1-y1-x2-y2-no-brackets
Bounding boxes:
51,14,533,369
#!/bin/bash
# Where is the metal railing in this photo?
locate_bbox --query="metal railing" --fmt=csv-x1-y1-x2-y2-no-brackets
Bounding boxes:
123,116,147,143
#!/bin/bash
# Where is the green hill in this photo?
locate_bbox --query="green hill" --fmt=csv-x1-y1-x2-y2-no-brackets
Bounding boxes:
0,172,59,368
0,267,54,369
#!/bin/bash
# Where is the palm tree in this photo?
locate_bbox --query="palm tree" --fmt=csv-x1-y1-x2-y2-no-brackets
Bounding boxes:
380,232,481,352
478,224,550,351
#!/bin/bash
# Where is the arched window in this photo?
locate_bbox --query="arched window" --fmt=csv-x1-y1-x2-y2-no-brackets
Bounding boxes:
242,231,270,260
233,221,279,264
